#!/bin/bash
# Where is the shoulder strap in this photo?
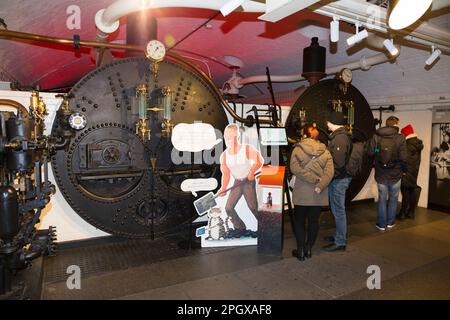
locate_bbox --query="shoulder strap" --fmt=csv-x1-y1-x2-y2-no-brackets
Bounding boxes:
345,135,353,165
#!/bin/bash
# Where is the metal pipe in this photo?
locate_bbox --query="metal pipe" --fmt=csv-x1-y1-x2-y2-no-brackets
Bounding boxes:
0,99,29,115
94,0,450,53
237,52,393,85
0,29,143,51
96,0,265,33
0,29,267,125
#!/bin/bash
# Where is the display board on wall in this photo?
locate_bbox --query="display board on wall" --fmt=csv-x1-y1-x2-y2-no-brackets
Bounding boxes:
429,106,450,212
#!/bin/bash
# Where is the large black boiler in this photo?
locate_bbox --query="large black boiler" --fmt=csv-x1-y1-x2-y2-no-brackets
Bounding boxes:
51,57,228,239
285,78,376,200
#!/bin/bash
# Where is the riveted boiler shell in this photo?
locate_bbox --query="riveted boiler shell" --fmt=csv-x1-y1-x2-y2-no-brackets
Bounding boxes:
285,79,376,201
51,57,228,238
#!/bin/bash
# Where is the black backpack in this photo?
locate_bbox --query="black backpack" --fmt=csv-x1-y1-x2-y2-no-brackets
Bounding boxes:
345,141,366,176
375,135,397,168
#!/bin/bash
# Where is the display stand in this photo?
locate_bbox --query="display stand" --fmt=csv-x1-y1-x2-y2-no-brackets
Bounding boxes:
257,165,285,256
178,152,201,250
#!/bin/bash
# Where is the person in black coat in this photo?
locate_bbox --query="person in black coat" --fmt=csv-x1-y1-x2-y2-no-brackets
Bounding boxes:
398,124,424,219
367,116,408,231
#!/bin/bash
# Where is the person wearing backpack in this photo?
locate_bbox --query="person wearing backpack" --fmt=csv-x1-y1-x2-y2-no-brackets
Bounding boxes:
367,116,408,231
323,111,353,252
398,124,423,220
290,124,334,261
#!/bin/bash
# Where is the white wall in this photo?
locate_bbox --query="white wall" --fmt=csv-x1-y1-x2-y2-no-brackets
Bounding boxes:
354,92,450,207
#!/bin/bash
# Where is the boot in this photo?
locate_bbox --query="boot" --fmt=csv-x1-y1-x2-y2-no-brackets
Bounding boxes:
292,248,305,261
405,212,415,220
304,246,312,259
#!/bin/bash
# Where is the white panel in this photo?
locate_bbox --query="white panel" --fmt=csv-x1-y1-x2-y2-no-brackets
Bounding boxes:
259,0,321,22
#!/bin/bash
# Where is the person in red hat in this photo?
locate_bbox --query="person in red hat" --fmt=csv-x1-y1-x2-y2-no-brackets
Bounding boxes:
398,124,423,219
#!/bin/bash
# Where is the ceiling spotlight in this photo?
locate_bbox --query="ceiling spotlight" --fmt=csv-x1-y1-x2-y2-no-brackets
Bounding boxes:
346,24,368,47
383,39,399,57
388,0,432,30
425,46,442,66
330,17,339,43
220,0,248,17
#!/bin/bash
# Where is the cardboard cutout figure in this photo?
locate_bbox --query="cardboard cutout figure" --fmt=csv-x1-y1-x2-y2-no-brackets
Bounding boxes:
216,123,264,238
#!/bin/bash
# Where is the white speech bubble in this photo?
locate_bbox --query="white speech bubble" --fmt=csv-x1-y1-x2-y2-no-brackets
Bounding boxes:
171,122,222,152
181,178,218,197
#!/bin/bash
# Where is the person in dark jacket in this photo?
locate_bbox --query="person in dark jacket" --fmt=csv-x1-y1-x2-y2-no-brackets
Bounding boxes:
367,116,407,231
398,124,423,220
323,111,352,252
290,124,334,261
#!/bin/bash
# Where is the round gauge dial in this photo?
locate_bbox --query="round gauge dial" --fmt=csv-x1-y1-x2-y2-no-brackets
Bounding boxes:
145,40,166,62
339,68,353,84
69,112,87,130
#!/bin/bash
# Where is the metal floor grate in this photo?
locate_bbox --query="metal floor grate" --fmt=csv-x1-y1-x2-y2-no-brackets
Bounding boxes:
43,237,232,284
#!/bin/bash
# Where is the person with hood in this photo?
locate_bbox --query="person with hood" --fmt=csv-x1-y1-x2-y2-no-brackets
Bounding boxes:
323,111,352,252
290,124,334,261
367,116,407,231
398,124,423,220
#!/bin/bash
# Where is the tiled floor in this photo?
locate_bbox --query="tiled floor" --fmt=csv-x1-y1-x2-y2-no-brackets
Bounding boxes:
41,202,450,300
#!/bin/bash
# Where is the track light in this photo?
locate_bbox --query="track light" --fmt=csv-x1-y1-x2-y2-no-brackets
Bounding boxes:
383,39,399,57
425,46,442,66
388,0,432,30
330,17,339,43
346,24,368,47
220,0,247,17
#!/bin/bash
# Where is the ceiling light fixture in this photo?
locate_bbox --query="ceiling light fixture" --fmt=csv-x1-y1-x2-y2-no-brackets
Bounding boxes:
330,17,340,43
425,46,442,66
383,39,399,57
346,23,368,47
220,0,248,17
388,0,433,30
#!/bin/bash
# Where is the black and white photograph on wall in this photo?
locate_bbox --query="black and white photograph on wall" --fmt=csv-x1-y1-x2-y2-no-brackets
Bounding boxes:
429,123,450,212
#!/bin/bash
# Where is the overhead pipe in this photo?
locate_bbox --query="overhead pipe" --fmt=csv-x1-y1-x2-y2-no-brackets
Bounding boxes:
236,51,395,86
95,0,265,34
0,99,29,115
95,0,450,54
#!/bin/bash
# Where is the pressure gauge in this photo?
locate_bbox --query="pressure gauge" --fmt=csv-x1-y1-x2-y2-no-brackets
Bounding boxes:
69,112,87,130
145,40,166,62
338,68,353,84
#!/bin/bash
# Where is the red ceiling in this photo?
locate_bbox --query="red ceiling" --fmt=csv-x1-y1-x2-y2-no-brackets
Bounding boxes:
0,3,334,95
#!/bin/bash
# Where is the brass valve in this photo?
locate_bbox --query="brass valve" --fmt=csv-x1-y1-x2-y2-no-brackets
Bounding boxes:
136,118,151,142
161,119,173,137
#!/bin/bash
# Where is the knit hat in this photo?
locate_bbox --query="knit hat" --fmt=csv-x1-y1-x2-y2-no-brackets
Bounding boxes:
327,111,346,126
401,124,414,137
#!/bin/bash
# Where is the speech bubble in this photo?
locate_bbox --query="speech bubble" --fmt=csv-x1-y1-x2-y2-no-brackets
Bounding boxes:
171,122,222,152
181,178,218,197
